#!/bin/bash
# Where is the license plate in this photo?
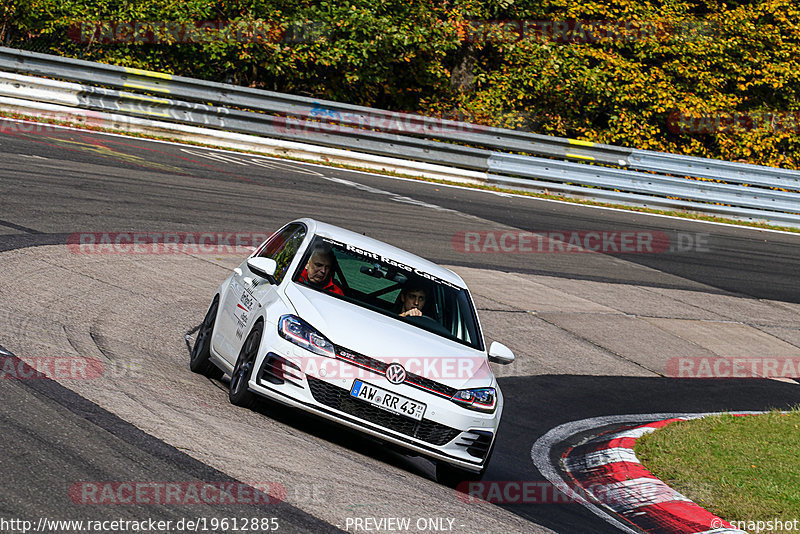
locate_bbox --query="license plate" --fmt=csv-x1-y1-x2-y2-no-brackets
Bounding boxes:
350,380,426,421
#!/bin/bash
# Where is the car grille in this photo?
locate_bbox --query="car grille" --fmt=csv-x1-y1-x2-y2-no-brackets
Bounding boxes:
306,377,460,446
335,347,458,399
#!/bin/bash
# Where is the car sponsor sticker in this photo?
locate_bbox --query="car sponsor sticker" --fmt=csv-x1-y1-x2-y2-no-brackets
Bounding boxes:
231,280,257,340
320,236,461,290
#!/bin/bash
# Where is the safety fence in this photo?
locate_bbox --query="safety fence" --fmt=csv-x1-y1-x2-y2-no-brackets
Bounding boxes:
1,46,799,226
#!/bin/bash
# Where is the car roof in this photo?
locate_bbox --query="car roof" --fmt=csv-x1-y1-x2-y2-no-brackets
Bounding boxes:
294,218,467,288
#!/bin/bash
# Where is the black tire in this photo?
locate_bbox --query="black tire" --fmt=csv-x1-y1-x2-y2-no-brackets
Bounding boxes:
229,321,262,408
190,298,224,380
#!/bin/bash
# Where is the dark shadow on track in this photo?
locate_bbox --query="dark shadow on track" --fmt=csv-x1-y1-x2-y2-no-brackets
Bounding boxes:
490,375,800,534
0,345,342,533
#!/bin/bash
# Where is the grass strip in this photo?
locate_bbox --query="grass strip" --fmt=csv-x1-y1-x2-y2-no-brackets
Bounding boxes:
635,409,800,527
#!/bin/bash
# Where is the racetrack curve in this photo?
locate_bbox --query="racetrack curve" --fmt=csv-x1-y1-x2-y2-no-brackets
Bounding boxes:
1,120,799,534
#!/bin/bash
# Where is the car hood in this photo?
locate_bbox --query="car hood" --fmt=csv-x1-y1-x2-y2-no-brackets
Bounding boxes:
283,283,492,389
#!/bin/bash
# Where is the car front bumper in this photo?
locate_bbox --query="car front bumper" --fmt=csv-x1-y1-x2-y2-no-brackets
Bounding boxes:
246,332,502,472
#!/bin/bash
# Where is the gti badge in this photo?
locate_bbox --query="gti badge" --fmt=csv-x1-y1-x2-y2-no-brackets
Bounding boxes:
385,363,406,384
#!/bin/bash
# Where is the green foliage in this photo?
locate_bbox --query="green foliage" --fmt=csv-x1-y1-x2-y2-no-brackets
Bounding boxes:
5,0,800,168
635,410,800,521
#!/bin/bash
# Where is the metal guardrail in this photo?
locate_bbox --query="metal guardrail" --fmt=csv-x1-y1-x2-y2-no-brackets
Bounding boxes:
1,46,800,226
0,47,631,167
0,72,490,170
628,150,800,190
489,153,800,212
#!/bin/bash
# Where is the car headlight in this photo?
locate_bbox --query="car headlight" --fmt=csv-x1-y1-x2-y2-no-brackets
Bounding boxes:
278,315,336,358
450,387,497,413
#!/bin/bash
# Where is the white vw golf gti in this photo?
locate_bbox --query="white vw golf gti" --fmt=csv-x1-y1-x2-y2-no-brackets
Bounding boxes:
190,219,515,483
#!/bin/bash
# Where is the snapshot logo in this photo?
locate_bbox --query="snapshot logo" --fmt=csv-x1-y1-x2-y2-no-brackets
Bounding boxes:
723,518,800,533
668,110,800,135
69,482,285,505
67,232,271,255
68,20,325,45
668,357,800,379
453,230,709,254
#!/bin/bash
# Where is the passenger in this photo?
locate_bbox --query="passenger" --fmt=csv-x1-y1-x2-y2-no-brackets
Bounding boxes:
299,244,344,295
398,286,427,317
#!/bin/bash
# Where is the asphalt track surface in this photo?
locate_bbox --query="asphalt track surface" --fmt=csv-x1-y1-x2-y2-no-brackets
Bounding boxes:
1,122,799,534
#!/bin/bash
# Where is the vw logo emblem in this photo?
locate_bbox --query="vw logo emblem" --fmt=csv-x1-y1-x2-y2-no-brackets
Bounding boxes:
385,363,406,384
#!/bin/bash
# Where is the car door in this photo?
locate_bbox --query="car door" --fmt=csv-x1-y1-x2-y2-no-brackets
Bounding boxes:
215,223,307,364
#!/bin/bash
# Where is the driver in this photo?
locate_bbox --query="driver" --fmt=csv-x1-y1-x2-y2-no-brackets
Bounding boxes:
398,286,427,317
299,244,344,295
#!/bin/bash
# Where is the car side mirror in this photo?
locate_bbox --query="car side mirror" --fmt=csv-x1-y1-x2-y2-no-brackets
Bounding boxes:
488,341,515,365
246,257,278,285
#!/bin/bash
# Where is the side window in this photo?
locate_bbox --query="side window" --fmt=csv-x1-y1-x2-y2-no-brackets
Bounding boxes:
257,224,307,284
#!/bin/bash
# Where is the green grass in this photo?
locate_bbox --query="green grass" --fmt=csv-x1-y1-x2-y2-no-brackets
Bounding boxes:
635,409,800,526
3,109,800,234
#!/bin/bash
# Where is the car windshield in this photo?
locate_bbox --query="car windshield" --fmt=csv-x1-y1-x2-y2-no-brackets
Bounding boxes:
293,235,483,350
